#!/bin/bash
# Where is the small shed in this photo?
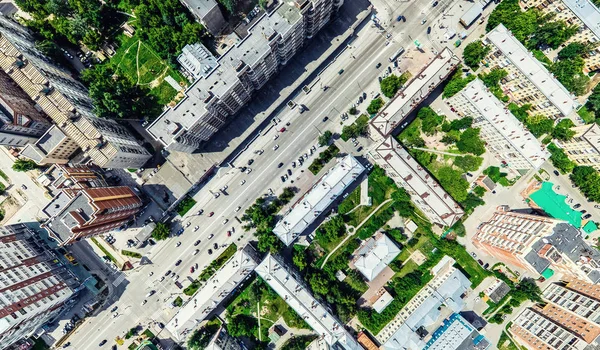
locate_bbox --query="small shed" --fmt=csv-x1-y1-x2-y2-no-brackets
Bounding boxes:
460,3,483,27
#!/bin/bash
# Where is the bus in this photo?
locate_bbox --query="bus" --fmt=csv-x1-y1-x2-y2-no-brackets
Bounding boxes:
389,46,405,62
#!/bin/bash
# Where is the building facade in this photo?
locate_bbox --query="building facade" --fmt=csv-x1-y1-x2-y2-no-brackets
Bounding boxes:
20,126,80,165
482,24,579,119
0,224,79,350
148,0,342,152
179,0,226,36
447,79,549,173
42,186,143,245
369,136,464,227
554,123,600,170
521,0,600,72
0,15,151,168
511,278,600,349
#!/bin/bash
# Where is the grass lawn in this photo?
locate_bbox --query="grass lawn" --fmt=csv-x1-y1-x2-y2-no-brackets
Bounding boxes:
396,259,419,278
578,105,596,124
338,185,361,215
498,331,521,350
176,196,197,216
315,230,347,255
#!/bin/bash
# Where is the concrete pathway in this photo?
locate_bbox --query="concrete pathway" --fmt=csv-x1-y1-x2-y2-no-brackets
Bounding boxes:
409,147,462,157
321,199,392,268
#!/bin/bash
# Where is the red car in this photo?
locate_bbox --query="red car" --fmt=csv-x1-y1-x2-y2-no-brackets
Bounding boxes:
190,266,195,273
227,231,232,237
208,212,214,217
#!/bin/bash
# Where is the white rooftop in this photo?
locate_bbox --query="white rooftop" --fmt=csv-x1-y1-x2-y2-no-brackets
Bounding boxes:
370,48,460,138
256,254,362,350
485,24,578,116
373,290,395,313
354,234,401,281
273,155,365,245
456,79,549,168
370,137,464,227
563,0,600,41
177,43,219,79
166,245,259,341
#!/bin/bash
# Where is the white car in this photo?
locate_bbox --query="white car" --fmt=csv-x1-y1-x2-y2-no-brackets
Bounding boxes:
235,206,241,212
148,272,153,277
141,300,147,306
273,134,279,140
245,168,252,174
146,290,155,297
194,226,199,232
273,144,279,151
159,276,165,282
208,234,214,239
222,219,229,225
221,185,228,191
240,179,246,185
193,249,199,255
185,222,191,227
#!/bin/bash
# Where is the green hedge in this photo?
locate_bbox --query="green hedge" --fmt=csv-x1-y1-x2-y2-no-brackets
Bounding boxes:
176,196,197,216
121,250,142,258
184,244,238,296
308,145,340,175
90,237,118,265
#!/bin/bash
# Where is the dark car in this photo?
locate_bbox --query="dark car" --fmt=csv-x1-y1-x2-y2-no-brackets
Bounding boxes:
287,169,292,176
208,212,214,217
483,263,490,269
248,159,254,165
214,243,219,249
278,162,284,168
574,203,582,209
477,259,484,266
322,116,329,122
581,210,587,214
110,306,118,313
281,176,286,182
194,240,201,246
583,213,592,219
397,15,402,21
112,346,117,350
553,170,560,176
356,146,363,152
62,342,71,348
432,0,438,6
427,26,431,34
175,260,182,266
208,249,213,255
158,322,165,329
376,62,382,68
165,270,171,276
99,340,107,346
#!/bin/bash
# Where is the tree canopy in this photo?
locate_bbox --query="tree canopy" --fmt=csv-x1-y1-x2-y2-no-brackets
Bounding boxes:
525,115,554,137
552,119,576,141
367,98,384,115
318,130,333,147
454,155,483,172
437,166,469,202
443,69,476,98
380,74,409,98
12,159,38,172
548,143,575,174
462,41,490,69
570,166,600,202
456,128,486,156
418,107,444,135
151,222,171,241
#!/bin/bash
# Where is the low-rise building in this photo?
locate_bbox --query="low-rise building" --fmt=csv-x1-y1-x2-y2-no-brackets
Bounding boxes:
554,123,600,170
369,48,460,141
256,254,362,350
423,313,490,350
0,224,80,350
166,245,259,341
42,186,143,245
447,79,549,173
205,326,243,350
37,164,107,195
353,233,400,281
369,136,464,227
521,0,600,72
273,155,365,245
484,279,510,304
177,43,219,80
482,24,579,119
378,257,472,349
179,0,226,36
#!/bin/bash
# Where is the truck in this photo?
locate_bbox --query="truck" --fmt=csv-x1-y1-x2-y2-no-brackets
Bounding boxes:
389,46,405,62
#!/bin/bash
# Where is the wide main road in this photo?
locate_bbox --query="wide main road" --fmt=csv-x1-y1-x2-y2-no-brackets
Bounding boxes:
66,1,458,348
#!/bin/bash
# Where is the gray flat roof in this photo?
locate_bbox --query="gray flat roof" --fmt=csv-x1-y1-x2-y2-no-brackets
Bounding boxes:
177,43,218,79
180,0,219,19
43,193,93,244
563,0,600,41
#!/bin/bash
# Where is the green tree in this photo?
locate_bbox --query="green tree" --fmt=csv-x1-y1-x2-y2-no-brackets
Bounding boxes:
570,166,600,202
12,159,38,172
380,74,408,98
315,215,346,243
367,98,384,115
151,222,171,241
525,115,554,137
437,166,469,202
462,40,490,69
318,130,333,147
548,143,575,173
454,155,483,171
587,83,600,114
479,68,508,88
486,0,539,42
508,103,531,122
227,315,257,337
461,193,485,212
451,221,466,237
457,128,486,155
443,117,473,131
218,0,237,13
552,119,576,141
528,20,578,49
443,69,476,98
257,231,282,253
418,107,444,135
558,42,592,60
551,56,589,96
292,245,307,271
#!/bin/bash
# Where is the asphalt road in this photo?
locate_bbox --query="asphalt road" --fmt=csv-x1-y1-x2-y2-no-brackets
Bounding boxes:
65,1,462,348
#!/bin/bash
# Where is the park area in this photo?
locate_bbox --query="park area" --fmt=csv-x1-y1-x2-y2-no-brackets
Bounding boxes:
107,34,188,106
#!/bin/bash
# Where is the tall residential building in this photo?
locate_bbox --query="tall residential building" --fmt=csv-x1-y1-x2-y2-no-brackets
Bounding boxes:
42,186,143,246
447,79,549,173
205,326,243,350
273,155,365,245
482,24,579,119
511,278,600,350
38,164,108,196
474,206,600,282
554,123,600,170
369,136,464,227
0,70,51,146
256,254,362,350
0,224,79,350
166,244,259,341
369,48,460,141
179,0,226,36
148,0,342,152
20,126,80,165
0,15,151,168
521,0,600,72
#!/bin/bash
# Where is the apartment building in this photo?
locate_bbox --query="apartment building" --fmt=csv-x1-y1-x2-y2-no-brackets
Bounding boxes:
511,278,600,349
447,79,549,173
256,254,362,350
42,186,143,246
0,15,151,168
521,0,600,72
369,136,464,227
474,206,600,282
20,126,79,165
0,224,79,350
179,0,226,36
369,48,460,141
0,70,51,146
148,0,341,152
167,245,259,341
482,24,579,119
177,43,218,80
554,123,600,170
273,155,365,245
